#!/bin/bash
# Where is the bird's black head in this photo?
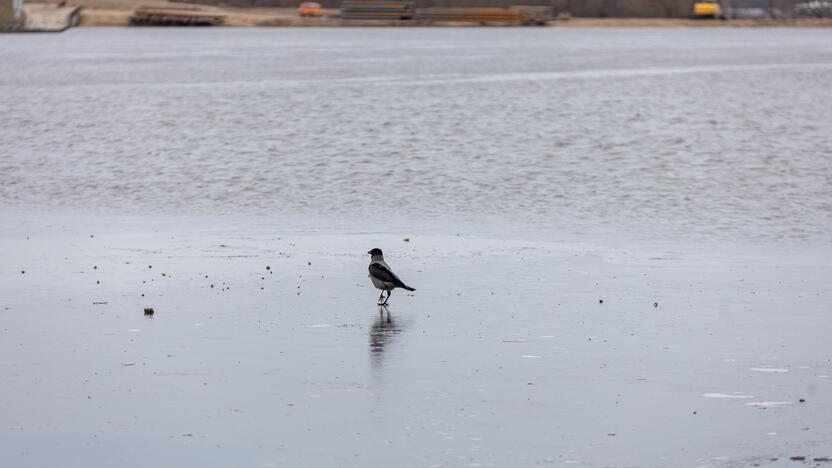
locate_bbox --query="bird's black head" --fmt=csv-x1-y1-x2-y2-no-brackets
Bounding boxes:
368,248,383,256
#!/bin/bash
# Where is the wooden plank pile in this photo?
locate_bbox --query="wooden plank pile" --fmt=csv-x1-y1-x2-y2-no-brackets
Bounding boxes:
414,7,522,24
509,5,554,24
340,0,414,20
129,6,225,26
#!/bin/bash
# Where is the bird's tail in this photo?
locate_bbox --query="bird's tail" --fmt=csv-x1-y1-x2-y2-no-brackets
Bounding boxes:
403,285,415,292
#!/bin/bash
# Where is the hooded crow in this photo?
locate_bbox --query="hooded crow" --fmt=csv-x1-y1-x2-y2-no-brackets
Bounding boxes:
367,248,415,305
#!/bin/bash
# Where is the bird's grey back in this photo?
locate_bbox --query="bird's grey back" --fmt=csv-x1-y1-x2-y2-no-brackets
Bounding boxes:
369,259,405,286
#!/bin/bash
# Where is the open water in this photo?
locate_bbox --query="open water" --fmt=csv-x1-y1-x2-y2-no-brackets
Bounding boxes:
1,27,831,242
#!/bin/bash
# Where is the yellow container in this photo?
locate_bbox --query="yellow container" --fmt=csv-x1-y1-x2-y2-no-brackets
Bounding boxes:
693,1,722,17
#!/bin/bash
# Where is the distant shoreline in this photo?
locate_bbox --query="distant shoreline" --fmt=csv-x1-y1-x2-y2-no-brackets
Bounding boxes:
68,3,832,28
15,2,832,33
82,13,832,28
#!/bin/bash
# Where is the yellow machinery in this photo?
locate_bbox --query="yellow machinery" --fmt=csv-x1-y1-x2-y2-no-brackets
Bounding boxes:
693,0,723,18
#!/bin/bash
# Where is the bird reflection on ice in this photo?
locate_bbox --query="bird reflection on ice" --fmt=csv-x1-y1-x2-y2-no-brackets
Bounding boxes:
369,306,402,365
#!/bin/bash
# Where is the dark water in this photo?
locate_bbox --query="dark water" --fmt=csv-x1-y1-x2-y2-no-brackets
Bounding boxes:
2,28,832,241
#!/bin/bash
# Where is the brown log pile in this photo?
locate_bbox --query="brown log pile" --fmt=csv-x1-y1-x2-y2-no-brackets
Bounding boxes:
340,0,414,20
129,6,225,25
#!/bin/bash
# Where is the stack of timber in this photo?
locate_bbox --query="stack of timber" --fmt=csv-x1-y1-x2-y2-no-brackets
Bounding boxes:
340,0,414,20
130,6,225,26
415,7,522,25
509,5,554,24
0,19,23,32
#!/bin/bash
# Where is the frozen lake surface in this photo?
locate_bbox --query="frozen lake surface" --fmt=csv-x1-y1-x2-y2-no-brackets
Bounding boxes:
1,28,832,467
2,216,831,468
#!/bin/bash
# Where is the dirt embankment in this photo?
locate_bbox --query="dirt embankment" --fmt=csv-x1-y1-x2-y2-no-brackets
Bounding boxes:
558,17,832,27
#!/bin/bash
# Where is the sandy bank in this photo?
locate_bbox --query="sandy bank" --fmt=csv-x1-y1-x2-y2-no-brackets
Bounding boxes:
558,17,832,27
19,4,80,31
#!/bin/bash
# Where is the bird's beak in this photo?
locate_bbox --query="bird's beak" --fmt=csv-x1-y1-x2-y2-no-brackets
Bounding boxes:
367,250,372,254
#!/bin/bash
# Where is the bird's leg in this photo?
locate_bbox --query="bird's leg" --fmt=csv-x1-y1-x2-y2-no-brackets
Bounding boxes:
382,289,392,305
377,290,385,305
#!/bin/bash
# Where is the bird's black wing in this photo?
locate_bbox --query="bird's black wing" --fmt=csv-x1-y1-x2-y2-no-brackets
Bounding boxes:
369,262,407,288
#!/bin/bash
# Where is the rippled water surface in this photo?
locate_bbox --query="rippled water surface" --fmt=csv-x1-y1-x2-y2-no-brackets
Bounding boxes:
1,28,831,241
